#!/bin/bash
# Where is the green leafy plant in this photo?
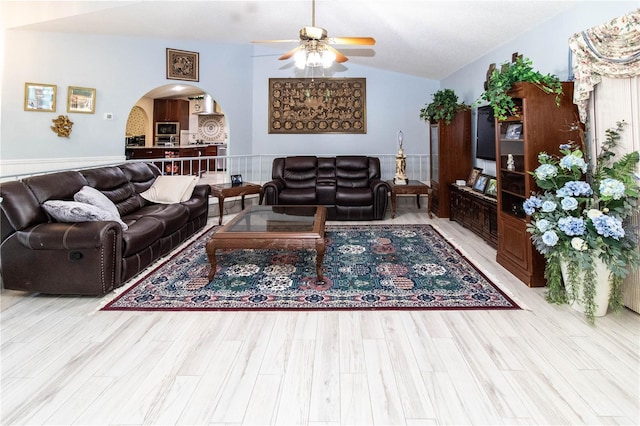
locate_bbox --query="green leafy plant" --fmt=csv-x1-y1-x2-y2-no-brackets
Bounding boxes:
419,89,468,125
478,56,564,121
524,121,640,324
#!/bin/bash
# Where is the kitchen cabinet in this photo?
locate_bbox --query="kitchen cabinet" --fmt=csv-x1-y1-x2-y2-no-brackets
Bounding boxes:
127,146,207,176
495,81,580,287
429,109,472,218
153,99,189,128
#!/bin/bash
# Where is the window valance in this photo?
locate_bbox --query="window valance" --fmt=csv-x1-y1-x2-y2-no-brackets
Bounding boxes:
569,9,640,121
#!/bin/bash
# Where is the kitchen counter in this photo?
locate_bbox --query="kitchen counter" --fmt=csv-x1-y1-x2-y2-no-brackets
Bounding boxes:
127,143,226,149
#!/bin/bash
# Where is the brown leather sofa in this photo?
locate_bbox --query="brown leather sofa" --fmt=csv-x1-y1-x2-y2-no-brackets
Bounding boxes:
262,156,390,220
0,162,210,295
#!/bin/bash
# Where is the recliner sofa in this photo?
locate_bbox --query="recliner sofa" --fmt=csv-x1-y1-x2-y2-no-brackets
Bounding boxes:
0,162,210,295
262,156,390,220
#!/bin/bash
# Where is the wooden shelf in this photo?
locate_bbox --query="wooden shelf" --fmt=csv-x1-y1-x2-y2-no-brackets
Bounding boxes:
495,81,581,287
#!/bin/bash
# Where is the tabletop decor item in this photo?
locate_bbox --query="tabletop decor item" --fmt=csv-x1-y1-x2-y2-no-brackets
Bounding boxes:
523,121,639,323
394,130,408,184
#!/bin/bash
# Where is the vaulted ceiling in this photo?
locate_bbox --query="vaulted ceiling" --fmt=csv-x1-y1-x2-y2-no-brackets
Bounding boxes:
4,0,578,80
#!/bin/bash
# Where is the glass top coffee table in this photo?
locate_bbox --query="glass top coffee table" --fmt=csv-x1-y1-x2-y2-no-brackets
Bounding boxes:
206,205,327,282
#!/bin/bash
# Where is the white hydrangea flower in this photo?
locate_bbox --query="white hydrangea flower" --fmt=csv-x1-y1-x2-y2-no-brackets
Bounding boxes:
571,237,588,251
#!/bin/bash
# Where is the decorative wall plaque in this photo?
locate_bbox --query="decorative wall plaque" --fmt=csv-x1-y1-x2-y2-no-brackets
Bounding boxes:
268,78,366,134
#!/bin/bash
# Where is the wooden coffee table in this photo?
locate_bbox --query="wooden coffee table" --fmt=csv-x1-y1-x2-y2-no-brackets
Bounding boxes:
206,205,327,282
388,180,433,218
209,182,262,225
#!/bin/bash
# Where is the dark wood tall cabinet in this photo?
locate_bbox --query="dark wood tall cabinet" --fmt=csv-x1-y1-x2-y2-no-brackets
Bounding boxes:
495,81,580,287
429,109,472,218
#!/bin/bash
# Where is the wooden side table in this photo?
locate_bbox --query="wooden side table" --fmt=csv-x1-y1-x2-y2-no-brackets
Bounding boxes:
388,180,432,218
209,182,262,225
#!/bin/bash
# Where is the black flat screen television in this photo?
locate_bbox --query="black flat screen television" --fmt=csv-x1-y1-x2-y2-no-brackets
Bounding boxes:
476,105,496,161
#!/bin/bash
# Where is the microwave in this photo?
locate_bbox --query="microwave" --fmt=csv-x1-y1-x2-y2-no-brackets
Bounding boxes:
155,122,180,136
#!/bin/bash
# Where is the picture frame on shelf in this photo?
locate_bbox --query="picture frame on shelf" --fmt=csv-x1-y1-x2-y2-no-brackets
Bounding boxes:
24,82,56,112
67,86,96,114
484,177,497,197
505,123,523,139
473,174,490,193
166,48,199,82
467,167,483,187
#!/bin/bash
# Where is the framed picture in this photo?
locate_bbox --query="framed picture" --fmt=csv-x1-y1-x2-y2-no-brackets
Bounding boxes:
268,78,366,134
484,177,498,197
473,174,490,193
231,174,243,186
24,82,56,112
505,123,523,139
467,167,483,187
67,86,96,114
166,48,199,81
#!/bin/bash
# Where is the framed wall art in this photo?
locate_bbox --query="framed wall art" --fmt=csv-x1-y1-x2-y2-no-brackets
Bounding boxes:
268,78,366,134
24,82,56,112
67,86,96,114
166,48,199,82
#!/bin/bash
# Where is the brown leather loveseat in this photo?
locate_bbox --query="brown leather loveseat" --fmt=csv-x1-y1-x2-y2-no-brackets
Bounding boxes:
0,162,210,295
262,156,390,220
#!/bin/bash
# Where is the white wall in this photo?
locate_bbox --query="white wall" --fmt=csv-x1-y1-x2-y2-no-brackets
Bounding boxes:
0,29,438,176
0,31,255,174
441,1,639,176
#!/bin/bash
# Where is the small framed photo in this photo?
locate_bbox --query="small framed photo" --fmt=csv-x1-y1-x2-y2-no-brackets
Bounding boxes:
24,82,56,112
473,174,490,193
166,48,199,81
505,123,523,139
467,167,483,187
231,174,243,186
484,177,497,197
67,86,96,114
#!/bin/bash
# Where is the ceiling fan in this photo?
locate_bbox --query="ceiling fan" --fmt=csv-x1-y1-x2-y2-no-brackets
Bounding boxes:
252,0,375,68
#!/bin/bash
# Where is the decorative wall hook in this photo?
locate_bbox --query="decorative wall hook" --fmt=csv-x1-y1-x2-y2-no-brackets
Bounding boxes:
51,115,73,137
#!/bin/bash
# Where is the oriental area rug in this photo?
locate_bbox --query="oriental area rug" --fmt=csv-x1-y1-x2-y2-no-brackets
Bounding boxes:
102,224,520,311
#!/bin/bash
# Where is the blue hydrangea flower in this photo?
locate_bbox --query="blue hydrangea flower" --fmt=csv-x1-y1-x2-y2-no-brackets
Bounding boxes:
534,164,558,180
599,178,626,200
592,214,625,239
523,196,542,215
535,219,551,232
559,154,588,173
563,181,593,197
561,197,579,211
541,200,557,213
558,216,586,236
556,187,571,197
542,230,559,246
559,144,571,150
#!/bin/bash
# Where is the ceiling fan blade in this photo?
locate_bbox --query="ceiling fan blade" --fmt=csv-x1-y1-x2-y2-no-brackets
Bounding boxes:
252,39,300,44
329,36,376,46
326,45,348,63
279,45,304,60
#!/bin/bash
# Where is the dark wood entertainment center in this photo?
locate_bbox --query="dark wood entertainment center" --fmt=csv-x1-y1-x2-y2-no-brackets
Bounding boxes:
449,184,498,248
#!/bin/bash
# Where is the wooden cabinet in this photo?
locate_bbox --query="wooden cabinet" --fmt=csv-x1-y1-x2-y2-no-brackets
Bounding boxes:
495,81,581,287
429,109,472,218
153,99,189,131
450,184,497,248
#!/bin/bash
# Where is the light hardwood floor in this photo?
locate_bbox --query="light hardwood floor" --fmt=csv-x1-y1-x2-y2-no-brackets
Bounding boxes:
2,201,639,425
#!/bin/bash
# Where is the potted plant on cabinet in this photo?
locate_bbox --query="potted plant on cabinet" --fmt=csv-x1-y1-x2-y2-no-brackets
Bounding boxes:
523,121,640,324
419,88,468,125
478,56,563,121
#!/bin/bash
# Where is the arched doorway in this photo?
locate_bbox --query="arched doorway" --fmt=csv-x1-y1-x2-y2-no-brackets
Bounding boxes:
125,84,228,179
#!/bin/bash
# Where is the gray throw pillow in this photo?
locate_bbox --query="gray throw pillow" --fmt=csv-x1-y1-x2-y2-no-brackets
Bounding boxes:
43,200,128,230
74,186,128,230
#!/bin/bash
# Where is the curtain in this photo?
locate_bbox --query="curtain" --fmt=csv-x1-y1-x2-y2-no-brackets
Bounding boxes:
569,9,640,122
